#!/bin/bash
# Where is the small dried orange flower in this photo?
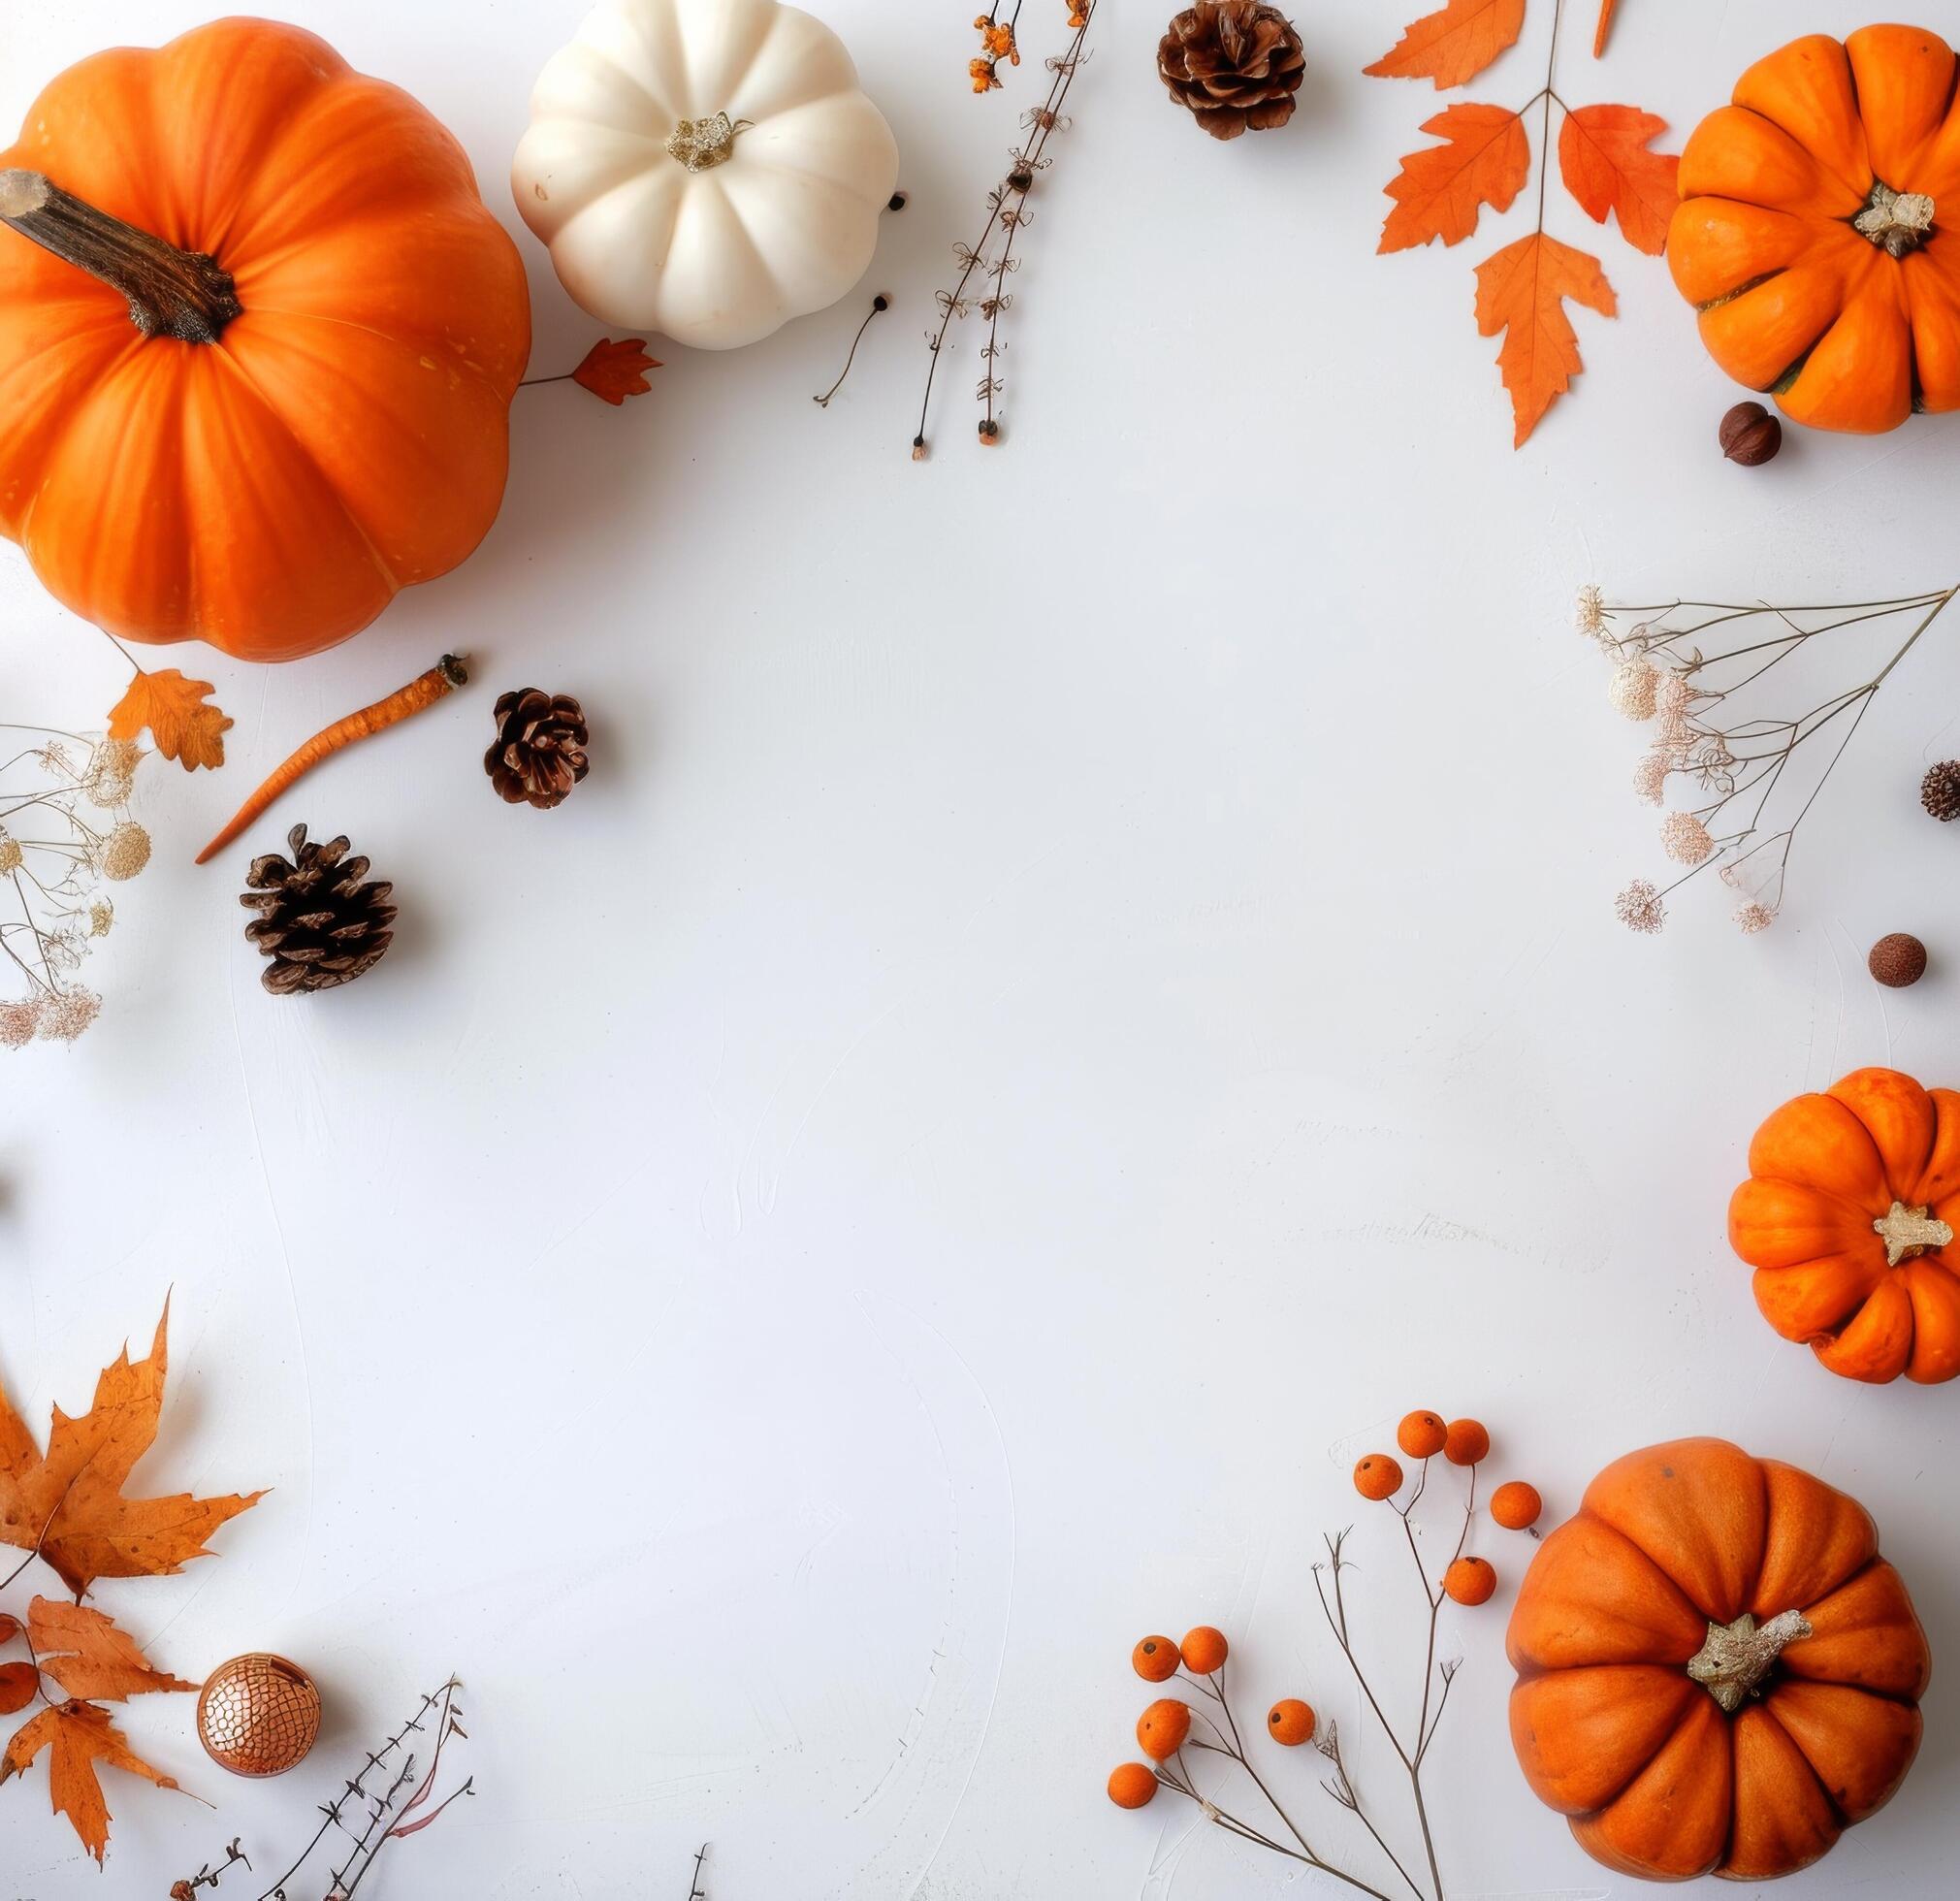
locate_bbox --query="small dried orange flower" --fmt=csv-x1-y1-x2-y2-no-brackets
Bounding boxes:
1491,1481,1542,1530
1353,1454,1403,1501
1137,1697,1192,1761
1443,1418,1490,1466
1266,1698,1315,1747
1443,1556,1497,1606
1397,1410,1447,1459
1132,1635,1180,1683
1179,1626,1228,1675
1108,1761,1158,1808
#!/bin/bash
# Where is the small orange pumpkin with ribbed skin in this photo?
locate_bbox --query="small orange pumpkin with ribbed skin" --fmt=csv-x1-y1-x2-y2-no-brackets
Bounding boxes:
0,17,530,661
1509,1438,1928,1883
1728,1067,1960,1384
1669,25,1960,434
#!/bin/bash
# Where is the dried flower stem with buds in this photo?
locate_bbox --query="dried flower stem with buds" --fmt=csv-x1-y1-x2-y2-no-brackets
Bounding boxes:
0,725,148,1047
915,1,1096,456
1577,581,1960,932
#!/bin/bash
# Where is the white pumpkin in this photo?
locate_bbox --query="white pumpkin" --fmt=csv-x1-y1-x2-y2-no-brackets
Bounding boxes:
512,0,899,350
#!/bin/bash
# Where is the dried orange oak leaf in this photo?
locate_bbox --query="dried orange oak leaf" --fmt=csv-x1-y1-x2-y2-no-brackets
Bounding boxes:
0,1299,264,1598
1558,104,1679,256
1474,231,1618,445
105,668,232,772
1380,104,1531,252
1366,0,1525,90
1,1698,181,1863
571,338,662,405
27,1598,195,1702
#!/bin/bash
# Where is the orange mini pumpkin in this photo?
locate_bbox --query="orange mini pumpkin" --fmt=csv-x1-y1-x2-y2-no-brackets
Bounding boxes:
1509,1438,1929,1882
1669,25,1960,434
1729,1067,1960,1384
0,18,530,661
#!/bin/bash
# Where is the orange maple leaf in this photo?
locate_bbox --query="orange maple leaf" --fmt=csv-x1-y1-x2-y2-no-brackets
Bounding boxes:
1474,231,1618,446
0,1298,264,1599
26,1599,196,1702
1558,104,1680,256
571,338,662,405
1366,0,1526,90
1,1699,182,1863
1380,104,1531,253
105,668,232,771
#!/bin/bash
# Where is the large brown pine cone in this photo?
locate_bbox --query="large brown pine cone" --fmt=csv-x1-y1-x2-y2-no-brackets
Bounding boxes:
485,689,591,810
241,825,396,995
1159,3,1305,141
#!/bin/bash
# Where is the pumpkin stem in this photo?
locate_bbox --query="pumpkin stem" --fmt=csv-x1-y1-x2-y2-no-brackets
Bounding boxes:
1854,180,1935,258
1687,1610,1812,1714
1874,1199,1952,1268
664,113,748,174
0,169,241,343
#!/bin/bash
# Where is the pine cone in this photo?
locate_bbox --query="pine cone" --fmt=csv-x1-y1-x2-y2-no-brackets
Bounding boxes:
1159,3,1305,140
1923,759,1960,821
485,689,590,810
241,826,396,996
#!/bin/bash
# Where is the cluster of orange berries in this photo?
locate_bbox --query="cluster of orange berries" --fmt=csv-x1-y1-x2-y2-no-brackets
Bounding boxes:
969,14,1019,92
1352,1411,1542,1607
1105,1625,1315,1810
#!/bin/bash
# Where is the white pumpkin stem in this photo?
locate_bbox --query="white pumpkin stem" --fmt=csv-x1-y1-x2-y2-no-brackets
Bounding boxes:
0,168,241,342
1874,1199,1952,1267
664,113,749,174
1855,181,1936,258
1687,1610,1812,1713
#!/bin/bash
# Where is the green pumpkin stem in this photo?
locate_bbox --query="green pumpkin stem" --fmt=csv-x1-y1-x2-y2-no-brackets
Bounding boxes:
0,168,240,343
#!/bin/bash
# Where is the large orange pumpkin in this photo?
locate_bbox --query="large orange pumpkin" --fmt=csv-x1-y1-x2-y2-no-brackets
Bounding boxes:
0,17,530,661
1729,1067,1960,1384
1509,1438,1929,1882
1669,25,1960,434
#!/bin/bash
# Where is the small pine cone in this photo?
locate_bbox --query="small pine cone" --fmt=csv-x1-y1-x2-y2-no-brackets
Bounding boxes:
1159,3,1306,141
485,689,590,810
1922,759,1960,821
241,825,396,996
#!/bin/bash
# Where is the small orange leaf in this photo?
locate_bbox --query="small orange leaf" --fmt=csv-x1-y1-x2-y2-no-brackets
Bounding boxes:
1595,0,1620,57
1558,104,1680,255
1,1699,182,1862
27,1599,196,1703
1366,0,1526,90
105,669,231,772
0,1663,36,1715
1474,231,1618,446
571,338,662,405
1380,104,1530,253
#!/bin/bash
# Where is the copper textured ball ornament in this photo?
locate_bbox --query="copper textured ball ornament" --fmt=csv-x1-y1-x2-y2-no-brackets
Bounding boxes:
1869,932,1928,989
197,1655,321,1776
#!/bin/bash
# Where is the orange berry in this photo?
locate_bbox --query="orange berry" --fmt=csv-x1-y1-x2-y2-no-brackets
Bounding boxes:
1443,1556,1497,1605
1180,1626,1229,1675
1108,1761,1159,1809
1132,1635,1180,1682
1443,1418,1490,1466
1266,1698,1316,1747
1397,1410,1447,1459
1353,1453,1403,1501
1137,1698,1192,1760
1491,1481,1542,1530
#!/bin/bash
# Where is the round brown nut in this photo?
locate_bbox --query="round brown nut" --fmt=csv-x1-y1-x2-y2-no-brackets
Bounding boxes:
1719,401,1783,466
1869,933,1928,988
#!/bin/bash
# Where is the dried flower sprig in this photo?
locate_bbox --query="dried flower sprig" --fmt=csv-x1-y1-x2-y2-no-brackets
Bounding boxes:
1579,582,1960,932
1107,1411,1537,1900
686,1844,709,1898
169,1840,250,1898
915,0,1097,456
0,726,149,1047
179,1677,472,1901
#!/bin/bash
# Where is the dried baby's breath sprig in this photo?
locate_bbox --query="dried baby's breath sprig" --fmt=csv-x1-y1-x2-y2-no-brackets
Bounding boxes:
0,725,148,1046
915,0,1097,457
1581,581,1960,930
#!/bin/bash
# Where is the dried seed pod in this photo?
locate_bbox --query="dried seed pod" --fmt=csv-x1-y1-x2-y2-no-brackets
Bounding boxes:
1869,933,1927,988
1921,759,1960,821
1719,401,1783,466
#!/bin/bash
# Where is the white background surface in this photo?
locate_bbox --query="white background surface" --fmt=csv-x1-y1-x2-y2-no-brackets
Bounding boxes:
6,0,1960,1895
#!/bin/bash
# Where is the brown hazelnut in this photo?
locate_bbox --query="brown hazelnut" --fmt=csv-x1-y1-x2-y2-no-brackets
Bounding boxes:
1869,932,1928,988
1719,401,1783,466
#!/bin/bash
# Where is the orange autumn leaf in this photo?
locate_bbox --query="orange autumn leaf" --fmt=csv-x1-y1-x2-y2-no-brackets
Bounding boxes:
0,1297,264,1599
0,1663,36,1716
1,1699,182,1863
1366,0,1526,90
26,1599,195,1702
1558,104,1679,255
105,668,232,771
1594,0,1619,57
1474,231,1618,445
571,338,662,405
1380,103,1531,252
